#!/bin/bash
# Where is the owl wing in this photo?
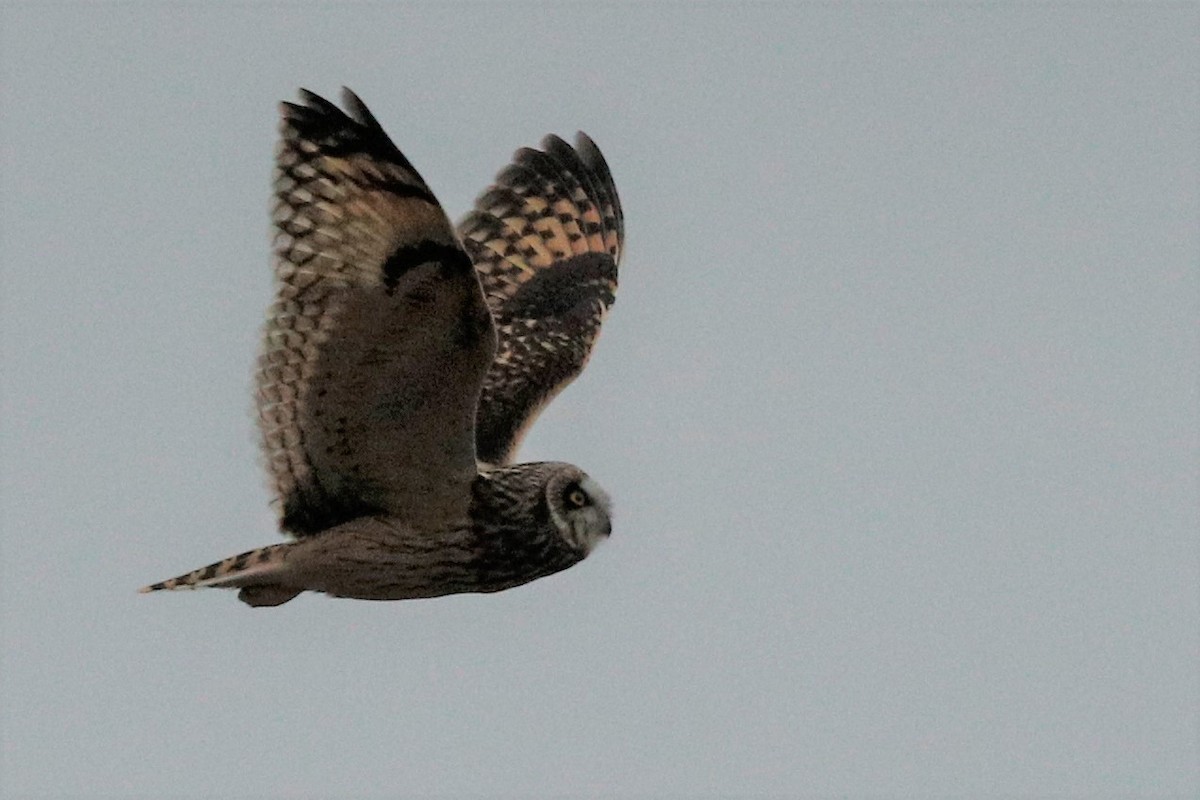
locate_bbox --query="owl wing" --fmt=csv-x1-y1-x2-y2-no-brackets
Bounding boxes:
458,133,623,464
260,89,495,536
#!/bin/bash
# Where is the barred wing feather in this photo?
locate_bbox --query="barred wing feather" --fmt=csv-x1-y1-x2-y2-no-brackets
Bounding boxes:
260,89,495,536
459,133,624,464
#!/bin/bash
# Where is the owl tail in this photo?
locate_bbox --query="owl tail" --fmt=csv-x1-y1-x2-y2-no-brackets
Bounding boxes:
139,543,302,607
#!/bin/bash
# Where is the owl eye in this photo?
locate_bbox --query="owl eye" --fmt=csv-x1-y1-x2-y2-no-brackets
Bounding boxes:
563,485,589,509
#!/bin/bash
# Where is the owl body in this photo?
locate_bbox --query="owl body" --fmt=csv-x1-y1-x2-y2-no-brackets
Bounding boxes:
145,464,610,606
141,89,623,606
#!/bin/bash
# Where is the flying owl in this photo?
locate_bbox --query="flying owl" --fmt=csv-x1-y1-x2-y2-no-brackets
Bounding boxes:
140,88,623,607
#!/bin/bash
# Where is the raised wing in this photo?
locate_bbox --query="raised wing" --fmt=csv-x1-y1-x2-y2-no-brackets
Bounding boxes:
458,133,623,464
260,89,495,536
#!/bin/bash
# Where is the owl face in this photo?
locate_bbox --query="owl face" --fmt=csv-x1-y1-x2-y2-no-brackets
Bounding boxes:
546,468,612,554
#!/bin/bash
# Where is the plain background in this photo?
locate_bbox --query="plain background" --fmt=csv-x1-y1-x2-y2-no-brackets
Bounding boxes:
1,4,1197,798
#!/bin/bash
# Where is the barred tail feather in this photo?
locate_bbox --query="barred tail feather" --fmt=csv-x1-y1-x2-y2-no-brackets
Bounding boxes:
139,543,290,594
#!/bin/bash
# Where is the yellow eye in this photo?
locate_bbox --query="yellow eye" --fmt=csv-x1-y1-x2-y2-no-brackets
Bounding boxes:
565,487,588,509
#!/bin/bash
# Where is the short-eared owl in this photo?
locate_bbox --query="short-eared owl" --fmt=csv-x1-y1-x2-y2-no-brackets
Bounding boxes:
140,88,623,607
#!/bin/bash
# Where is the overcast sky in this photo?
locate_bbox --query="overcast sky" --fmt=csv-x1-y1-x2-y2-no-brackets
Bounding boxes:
2,4,1197,798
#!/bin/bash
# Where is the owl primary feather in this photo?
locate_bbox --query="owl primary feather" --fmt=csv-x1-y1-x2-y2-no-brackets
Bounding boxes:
140,88,623,607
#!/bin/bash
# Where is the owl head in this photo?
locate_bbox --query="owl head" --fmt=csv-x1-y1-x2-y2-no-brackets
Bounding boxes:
544,466,612,554
473,461,612,566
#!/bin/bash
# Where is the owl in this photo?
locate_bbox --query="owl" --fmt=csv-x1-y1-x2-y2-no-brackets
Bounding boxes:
140,88,623,607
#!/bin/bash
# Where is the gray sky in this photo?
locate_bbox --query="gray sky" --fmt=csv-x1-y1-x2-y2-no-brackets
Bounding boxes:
2,4,1197,798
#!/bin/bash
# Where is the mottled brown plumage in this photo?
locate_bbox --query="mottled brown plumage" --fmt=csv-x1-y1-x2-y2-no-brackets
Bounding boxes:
460,135,623,464
141,88,621,606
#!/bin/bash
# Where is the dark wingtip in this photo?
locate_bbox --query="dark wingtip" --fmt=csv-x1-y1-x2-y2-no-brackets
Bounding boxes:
539,133,571,153
574,131,623,234
277,87,419,175
340,86,382,132
573,132,608,177
297,88,341,116
574,130,598,153
281,88,346,127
